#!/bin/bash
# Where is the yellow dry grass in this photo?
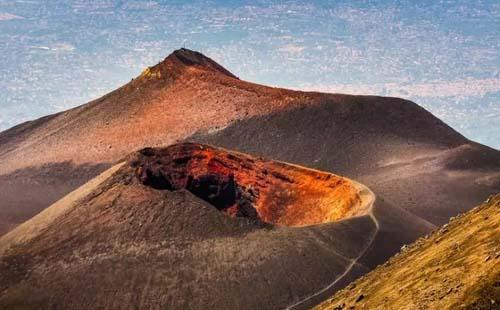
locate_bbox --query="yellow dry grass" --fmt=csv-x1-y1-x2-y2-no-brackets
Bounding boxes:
314,195,500,310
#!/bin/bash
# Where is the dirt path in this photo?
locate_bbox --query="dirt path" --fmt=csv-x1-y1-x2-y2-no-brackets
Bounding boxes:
285,181,379,310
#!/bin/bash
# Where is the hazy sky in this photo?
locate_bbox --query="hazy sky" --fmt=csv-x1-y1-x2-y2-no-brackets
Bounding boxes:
0,0,499,149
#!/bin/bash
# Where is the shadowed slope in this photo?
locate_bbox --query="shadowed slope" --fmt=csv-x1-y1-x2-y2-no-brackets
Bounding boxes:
191,101,500,226
314,194,500,310
0,144,384,310
0,162,109,236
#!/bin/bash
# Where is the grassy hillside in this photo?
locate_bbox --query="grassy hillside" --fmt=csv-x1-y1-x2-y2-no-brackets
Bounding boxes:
314,194,500,310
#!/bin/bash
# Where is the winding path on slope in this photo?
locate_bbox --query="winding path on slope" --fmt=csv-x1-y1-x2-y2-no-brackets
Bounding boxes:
111,148,380,309
286,181,379,310
0,144,379,310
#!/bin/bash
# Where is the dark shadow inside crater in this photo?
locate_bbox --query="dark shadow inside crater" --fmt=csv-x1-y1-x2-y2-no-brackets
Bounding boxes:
186,173,238,210
136,165,261,222
141,169,174,190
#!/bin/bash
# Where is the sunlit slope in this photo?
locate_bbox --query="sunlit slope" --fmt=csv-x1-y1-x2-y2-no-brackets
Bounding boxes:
314,195,500,310
0,49,322,232
1,48,498,237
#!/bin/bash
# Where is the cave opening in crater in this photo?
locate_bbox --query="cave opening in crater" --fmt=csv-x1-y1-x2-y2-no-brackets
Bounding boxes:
136,164,261,222
186,173,261,220
186,173,238,210
140,169,174,190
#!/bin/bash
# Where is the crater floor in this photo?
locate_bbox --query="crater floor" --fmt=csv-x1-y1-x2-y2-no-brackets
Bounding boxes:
133,143,370,227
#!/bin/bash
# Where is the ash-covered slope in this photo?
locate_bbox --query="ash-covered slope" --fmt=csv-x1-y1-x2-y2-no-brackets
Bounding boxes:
0,49,320,234
0,48,314,171
0,143,387,310
314,194,500,310
2,49,498,237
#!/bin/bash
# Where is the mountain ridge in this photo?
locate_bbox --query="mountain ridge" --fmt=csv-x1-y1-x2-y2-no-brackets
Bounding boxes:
0,49,498,235
0,49,479,235
152,48,240,79
0,49,499,309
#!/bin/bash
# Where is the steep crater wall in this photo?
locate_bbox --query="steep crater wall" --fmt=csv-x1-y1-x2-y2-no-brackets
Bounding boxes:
132,143,368,227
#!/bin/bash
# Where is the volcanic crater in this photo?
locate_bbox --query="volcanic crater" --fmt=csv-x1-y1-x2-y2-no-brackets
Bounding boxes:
132,143,368,227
